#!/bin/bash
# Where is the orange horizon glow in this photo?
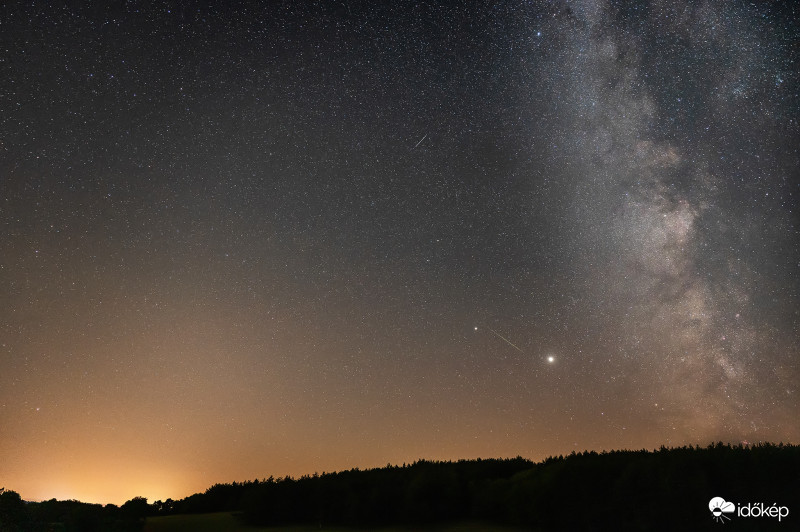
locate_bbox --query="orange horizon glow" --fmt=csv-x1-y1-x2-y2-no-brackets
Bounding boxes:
10,427,796,506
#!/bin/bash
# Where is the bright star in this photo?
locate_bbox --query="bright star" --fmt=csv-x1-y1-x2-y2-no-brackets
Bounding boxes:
547,356,555,363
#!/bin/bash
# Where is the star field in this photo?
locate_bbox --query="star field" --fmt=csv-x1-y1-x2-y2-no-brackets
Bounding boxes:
1,1,798,505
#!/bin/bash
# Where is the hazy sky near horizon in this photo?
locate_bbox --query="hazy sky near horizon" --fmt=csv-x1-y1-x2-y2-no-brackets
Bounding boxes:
2,0,798,505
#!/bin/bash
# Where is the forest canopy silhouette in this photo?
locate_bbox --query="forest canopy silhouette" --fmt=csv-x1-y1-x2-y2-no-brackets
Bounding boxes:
1,443,797,531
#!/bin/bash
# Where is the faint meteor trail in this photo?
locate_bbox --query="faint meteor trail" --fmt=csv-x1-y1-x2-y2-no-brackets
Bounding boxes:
487,327,525,354
414,133,428,148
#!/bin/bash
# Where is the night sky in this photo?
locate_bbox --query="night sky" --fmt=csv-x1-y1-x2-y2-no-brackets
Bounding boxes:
2,1,798,505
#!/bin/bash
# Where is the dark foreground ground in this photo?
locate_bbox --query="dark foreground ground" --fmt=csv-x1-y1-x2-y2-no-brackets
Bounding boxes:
144,513,531,532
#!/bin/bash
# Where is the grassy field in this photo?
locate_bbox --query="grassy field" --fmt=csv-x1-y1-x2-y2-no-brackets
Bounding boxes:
143,512,256,532
143,513,533,532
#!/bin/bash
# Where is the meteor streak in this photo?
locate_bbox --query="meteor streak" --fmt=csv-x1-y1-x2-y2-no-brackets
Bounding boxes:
487,327,525,354
414,133,428,148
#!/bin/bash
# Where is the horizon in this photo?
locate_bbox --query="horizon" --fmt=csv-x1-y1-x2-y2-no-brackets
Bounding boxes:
2,0,798,510
12,440,791,506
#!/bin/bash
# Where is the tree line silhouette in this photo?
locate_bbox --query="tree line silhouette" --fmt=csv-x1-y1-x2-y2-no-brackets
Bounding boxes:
0,490,147,531
2,442,797,531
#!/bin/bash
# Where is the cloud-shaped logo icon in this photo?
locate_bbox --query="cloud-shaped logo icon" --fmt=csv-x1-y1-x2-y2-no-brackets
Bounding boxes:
709,497,735,523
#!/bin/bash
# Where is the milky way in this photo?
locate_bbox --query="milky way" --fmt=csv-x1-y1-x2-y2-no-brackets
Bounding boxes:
540,1,798,440
1,1,797,504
